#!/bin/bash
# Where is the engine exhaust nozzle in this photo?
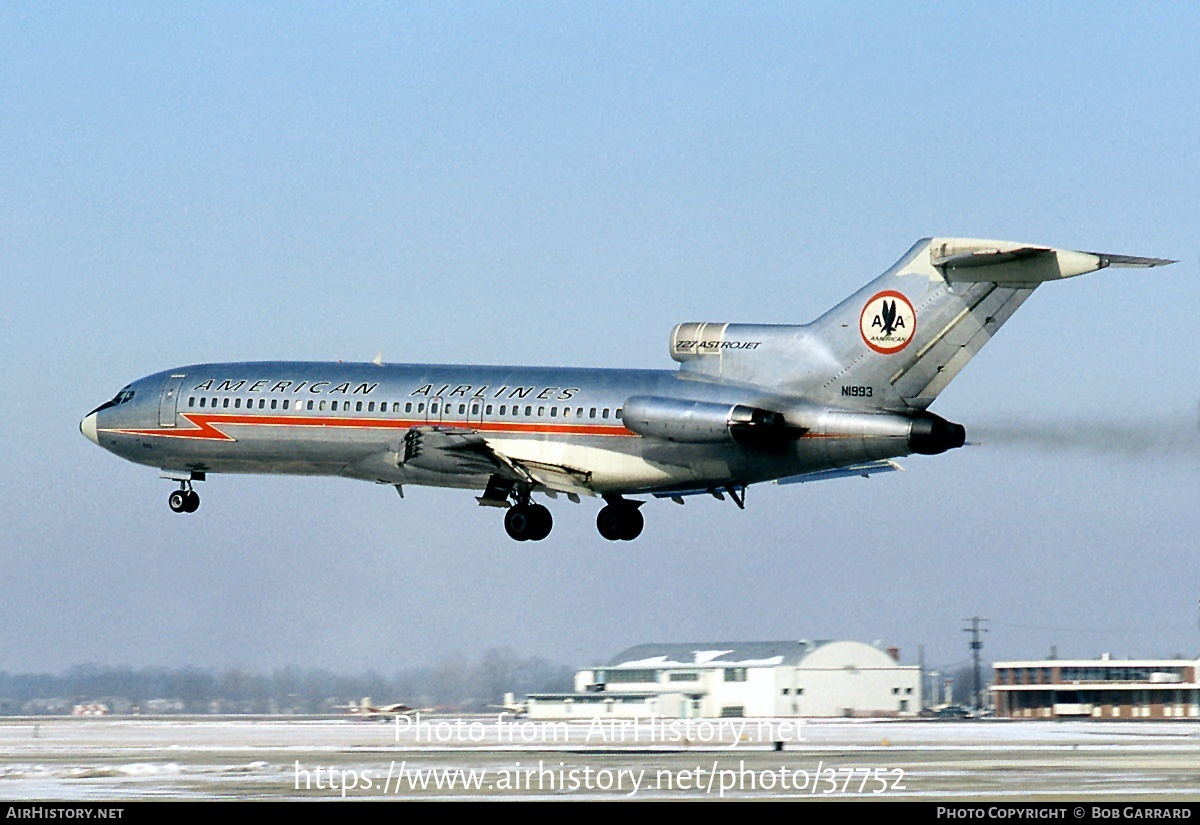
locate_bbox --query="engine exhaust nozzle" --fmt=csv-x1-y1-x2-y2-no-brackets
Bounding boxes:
908,412,966,455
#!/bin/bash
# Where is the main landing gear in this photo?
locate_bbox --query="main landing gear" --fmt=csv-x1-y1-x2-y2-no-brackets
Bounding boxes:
492,481,643,542
596,497,643,541
504,501,552,541
167,482,200,514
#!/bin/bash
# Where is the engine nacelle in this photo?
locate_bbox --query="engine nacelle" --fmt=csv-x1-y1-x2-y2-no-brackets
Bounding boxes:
621,396,791,445
790,408,966,456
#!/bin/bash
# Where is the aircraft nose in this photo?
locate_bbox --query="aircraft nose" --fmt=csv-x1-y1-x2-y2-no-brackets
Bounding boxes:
80,412,99,445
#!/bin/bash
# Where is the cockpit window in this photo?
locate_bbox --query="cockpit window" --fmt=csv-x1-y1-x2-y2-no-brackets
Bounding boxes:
89,386,136,415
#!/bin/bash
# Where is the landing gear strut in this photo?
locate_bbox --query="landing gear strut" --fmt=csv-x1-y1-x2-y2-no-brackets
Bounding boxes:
168,482,200,514
503,487,552,541
596,498,643,541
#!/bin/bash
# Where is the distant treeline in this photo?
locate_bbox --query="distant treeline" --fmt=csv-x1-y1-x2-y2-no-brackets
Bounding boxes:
0,648,573,715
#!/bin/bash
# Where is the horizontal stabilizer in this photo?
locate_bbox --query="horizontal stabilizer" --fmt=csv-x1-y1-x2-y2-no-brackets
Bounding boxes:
775,459,902,485
930,239,1174,285
1086,252,1177,268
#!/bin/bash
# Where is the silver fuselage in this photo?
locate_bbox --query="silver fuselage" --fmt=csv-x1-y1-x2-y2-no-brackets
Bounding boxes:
83,361,912,495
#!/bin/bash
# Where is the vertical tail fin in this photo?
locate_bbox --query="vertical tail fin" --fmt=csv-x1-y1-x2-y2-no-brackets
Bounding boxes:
672,238,1171,410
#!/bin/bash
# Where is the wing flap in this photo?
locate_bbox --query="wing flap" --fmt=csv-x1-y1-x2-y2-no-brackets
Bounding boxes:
481,437,599,497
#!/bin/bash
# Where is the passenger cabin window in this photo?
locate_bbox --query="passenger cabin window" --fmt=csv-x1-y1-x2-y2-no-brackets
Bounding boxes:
188,397,195,407
525,406,532,416
404,403,411,413
485,405,492,415
499,405,506,415
589,408,596,418
537,406,545,416
307,400,314,411
234,398,241,409
550,407,558,417
602,408,609,419
282,400,289,410
271,400,277,409
319,401,326,411
357,401,363,412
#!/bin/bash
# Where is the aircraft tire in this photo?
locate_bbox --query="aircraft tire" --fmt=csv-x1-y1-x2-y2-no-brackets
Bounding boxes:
527,504,552,541
504,505,533,541
596,505,624,541
183,491,200,513
617,506,643,541
168,490,187,513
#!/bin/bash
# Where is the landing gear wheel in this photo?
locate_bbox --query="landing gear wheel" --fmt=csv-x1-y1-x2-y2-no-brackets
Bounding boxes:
168,490,188,513
597,504,643,541
505,505,533,541
617,506,643,540
506,503,553,541
597,505,623,541
527,503,552,541
183,490,200,513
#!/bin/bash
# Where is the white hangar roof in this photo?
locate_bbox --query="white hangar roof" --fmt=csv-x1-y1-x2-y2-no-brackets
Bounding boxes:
605,640,903,670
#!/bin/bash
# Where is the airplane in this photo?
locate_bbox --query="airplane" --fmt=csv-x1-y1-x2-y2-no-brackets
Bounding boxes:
487,693,529,717
342,697,418,720
80,237,1172,542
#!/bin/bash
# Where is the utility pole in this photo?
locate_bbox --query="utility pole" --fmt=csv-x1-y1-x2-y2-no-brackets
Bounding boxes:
962,616,989,711
918,644,926,710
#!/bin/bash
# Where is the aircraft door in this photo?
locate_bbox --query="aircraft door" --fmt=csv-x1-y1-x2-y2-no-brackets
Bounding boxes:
158,374,186,427
469,398,484,430
426,396,445,427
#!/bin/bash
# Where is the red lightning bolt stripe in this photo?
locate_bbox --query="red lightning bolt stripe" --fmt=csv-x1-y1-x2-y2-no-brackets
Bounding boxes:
105,413,872,443
104,413,640,441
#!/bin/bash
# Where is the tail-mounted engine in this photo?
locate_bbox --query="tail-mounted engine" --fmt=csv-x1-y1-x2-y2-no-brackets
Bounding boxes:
621,396,798,447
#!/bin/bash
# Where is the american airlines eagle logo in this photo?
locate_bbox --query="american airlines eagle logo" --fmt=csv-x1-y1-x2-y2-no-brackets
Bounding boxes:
859,291,916,354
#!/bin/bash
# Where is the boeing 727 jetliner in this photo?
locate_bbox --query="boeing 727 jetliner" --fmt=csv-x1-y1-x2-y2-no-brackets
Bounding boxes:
80,238,1171,541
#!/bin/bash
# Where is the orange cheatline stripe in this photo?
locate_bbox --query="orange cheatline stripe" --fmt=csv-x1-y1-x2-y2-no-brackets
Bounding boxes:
106,413,638,442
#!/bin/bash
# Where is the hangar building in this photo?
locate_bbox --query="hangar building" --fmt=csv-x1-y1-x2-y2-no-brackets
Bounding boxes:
525,639,920,719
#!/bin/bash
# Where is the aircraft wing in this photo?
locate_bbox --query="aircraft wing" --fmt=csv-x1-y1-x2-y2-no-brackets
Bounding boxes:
399,426,598,497
481,438,598,497
400,427,501,475
774,459,902,485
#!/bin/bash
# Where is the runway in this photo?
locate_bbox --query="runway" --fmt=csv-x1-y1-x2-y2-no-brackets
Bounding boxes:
1,715,1198,800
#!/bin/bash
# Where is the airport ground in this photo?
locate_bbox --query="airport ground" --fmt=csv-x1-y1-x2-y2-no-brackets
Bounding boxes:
1,715,1198,801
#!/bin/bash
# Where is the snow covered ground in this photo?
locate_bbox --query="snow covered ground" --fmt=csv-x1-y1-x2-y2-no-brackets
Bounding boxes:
1,716,1198,800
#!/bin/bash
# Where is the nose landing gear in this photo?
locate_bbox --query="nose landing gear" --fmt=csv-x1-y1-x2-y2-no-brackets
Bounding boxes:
168,482,200,513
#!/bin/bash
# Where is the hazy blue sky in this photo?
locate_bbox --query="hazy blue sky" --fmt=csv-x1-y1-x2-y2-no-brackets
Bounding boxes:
2,3,1197,677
